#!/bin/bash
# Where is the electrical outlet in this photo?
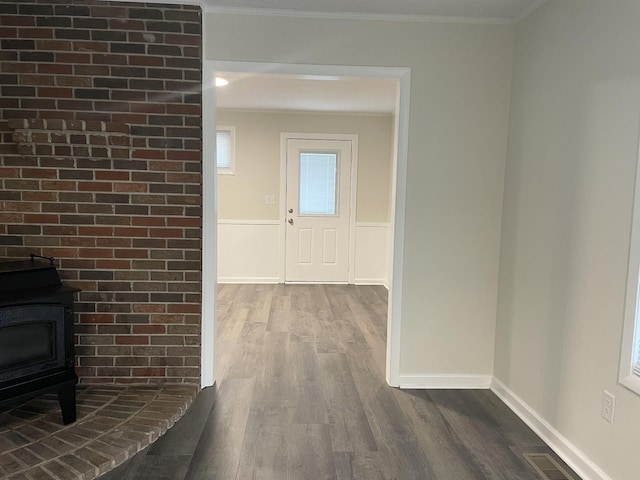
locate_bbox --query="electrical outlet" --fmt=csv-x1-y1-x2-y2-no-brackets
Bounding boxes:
265,194,275,205
601,390,615,424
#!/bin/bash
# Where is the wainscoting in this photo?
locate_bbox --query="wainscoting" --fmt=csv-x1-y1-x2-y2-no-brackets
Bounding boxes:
217,221,281,284
217,220,390,285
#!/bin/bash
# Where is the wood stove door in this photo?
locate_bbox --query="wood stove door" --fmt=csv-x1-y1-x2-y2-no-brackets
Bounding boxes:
0,304,66,384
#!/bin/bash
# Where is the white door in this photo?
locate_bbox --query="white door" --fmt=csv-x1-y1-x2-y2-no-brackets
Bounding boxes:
285,139,352,283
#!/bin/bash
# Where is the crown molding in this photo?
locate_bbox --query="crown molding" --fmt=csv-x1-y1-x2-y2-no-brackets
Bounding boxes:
203,5,515,25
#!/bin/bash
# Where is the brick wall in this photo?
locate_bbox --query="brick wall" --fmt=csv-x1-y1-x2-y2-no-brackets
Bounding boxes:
0,1,203,384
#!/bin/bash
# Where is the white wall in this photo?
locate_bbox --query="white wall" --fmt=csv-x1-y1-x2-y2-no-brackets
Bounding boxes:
217,220,389,285
216,110,393,222
206,14,513,379
495,1,640,479
215,110,393,284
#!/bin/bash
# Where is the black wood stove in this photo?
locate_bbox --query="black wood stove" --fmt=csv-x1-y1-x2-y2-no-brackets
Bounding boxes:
0,255,80,424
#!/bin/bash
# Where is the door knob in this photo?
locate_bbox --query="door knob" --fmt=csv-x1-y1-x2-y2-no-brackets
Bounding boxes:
288,218,294,225
288,208,293,213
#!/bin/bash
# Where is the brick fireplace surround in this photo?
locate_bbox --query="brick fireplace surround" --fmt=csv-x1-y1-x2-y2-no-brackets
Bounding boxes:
0,1,204,385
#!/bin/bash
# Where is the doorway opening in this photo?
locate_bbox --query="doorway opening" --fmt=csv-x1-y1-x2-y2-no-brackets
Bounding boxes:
201,61,411,388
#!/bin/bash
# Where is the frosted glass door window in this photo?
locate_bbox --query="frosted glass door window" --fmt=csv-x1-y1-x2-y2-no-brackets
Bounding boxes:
299,152,338,215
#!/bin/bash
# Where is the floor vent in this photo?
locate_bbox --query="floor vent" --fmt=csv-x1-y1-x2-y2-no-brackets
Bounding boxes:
523,453,577,480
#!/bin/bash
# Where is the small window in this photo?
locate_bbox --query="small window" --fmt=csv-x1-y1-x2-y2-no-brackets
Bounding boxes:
620,140,640,395
299,152,338,215
216,127,235,174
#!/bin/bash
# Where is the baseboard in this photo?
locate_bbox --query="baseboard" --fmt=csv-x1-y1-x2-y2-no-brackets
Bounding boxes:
490,377,611,480
398,374,492,389
217,277,280,284
354,278,388,286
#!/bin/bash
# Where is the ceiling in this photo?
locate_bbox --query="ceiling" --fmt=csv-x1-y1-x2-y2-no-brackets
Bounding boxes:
216,73,398,114
205,0,546,23
212,0,546,114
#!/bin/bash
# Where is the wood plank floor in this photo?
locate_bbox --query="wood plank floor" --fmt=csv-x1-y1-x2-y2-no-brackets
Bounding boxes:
100,284,580,480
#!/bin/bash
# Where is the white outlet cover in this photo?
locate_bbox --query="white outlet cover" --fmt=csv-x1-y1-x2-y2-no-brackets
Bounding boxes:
602,390,615,424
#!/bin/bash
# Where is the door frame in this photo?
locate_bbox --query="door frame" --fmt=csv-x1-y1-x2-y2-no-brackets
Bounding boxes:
280,133,358,284
202,60,411,388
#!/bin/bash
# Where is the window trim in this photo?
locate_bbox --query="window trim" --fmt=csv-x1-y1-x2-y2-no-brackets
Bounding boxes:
216,126,235,175
619,137,640,395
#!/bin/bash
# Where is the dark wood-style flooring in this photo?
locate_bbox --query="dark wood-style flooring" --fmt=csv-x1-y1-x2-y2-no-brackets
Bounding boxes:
100,284,579,480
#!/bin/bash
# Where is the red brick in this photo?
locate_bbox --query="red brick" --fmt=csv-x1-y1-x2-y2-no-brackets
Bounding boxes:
46,247,80,258
2,62,36,73
81,314,115,324
19,27,53,39
0,2,204,386
96,260,131,270
78,248,114,258
132,149,165,160
61,236,96,247
38,87,73,98
0,167,20,178
167,150,200,161
78,182,113,192
78,226,114,236
41,180,77,190
167,304,201,314
131,367,165,377
96,171,129,181
114,249,149,259
37,39,71,50
22,168,57,178
132,325,166,334
167,217,200,227
56,52,91,63
114,227,148,237
1,15,35,26
38,63,73,75
73,41,108,52
115,336,149,345
0,27,17,37
57,76,92,87
97,237,132,248
149,228,183,238
131,103,165,114
114,182,146,193
167,173,200,184
149,160,184,172
132,216,165,227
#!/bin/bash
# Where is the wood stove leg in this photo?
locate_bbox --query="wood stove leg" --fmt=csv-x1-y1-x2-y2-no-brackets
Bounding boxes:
57,381,77,425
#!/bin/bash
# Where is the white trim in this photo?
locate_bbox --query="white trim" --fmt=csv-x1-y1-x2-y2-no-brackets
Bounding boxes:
279,132,359,285
354,278,388,287
207,60,410,392
386,69,410,387
210,61,410,82
218,277,280,284
217,107,393,117
200,48,216,389
398,374,492,389
109,0,522,25
619,123,640,396
491,378,612,480
217,219,280,225
204,5,514,25
354,222,390,286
